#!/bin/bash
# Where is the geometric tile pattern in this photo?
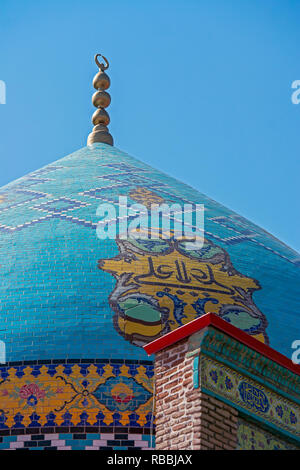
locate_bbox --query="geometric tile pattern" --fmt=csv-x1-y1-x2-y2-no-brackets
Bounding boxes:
32,197,90,214
0,432,154,450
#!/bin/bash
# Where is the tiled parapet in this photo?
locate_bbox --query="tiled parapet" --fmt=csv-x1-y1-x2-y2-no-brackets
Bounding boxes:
144,313,300,450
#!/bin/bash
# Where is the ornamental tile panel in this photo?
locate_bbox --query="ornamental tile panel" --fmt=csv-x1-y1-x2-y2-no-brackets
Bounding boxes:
0,360,154,430
201,356,300,438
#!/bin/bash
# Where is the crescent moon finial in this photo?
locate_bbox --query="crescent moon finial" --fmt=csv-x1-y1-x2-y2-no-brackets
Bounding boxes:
95,54,109,71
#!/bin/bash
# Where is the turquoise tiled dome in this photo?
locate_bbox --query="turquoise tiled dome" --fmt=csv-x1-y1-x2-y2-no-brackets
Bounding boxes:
0,143,299,362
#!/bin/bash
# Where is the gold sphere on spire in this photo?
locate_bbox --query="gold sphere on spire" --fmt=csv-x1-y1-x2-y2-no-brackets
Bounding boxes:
92,108,110,126
92,91,111,108
93,71,110,91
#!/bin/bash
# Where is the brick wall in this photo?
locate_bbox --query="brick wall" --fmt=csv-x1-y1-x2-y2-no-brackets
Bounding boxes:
154,338,238,450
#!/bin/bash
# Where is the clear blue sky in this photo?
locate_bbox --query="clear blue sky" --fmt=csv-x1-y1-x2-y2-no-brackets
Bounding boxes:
0,0,299,251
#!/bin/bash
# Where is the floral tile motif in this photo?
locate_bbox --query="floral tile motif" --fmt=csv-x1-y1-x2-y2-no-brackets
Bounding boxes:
93,376,152,412
0,360,153,429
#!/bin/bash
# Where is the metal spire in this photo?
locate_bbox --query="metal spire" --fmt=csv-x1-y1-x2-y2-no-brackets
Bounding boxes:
87,54,113,146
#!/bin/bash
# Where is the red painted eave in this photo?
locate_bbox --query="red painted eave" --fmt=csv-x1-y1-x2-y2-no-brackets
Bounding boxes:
143,313,300,376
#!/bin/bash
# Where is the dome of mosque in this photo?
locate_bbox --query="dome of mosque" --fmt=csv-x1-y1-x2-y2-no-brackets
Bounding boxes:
0,55,299,449
0,142,299,362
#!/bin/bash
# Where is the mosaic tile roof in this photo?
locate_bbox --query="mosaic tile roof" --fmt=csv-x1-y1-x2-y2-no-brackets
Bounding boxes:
0,143,299,362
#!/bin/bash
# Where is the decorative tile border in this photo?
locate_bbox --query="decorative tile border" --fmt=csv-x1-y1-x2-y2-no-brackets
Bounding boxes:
200,356,300,440
0,359,154,431
0,431,155,450
189,327,300,401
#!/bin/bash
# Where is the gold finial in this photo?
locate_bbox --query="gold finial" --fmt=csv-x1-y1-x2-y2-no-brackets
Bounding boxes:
87,54,113,146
